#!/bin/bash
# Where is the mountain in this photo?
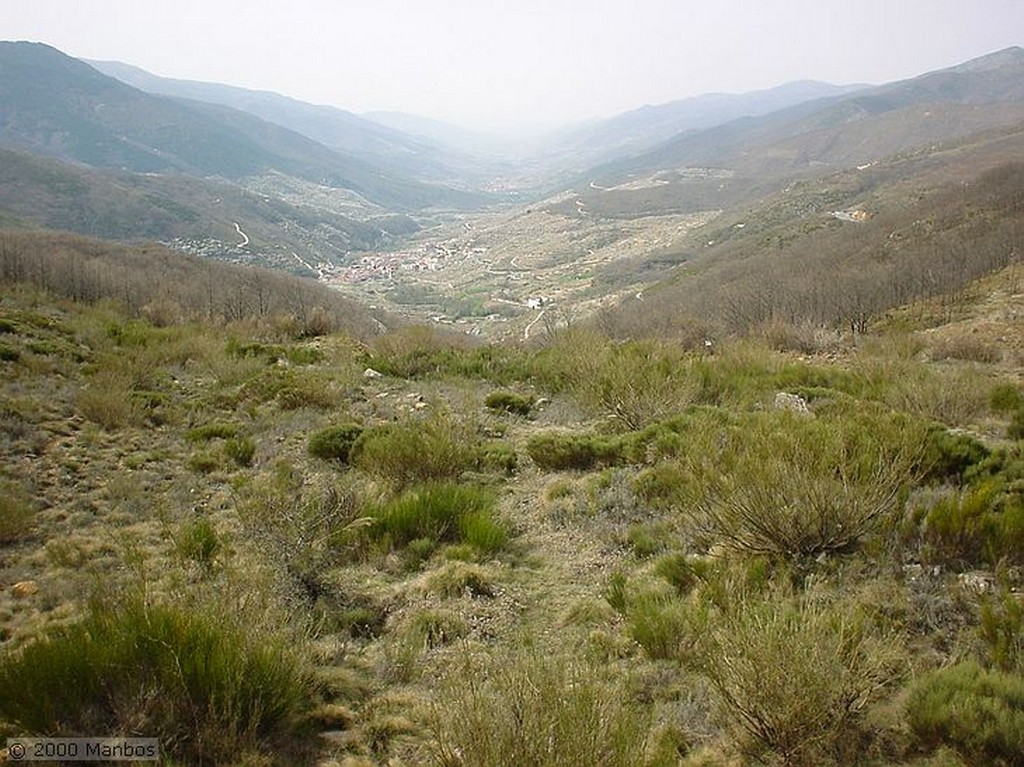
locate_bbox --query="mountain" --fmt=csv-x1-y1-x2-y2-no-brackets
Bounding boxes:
0,42,484,211
549,47,1024,220
86,59,502,187
0,147,407,270
532,80,868,171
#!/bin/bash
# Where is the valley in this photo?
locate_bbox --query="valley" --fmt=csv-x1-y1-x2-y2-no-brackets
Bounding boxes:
2,38,1024,767
322,195,720,340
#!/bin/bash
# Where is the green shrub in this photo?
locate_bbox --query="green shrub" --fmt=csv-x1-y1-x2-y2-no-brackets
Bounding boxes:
187,451,222,474
990,383,1024,414
626,521,673,559
308,423,363,464
627,591,702,662
527,431,623,471
922,426,990,483
275,375,339,410
225,436,256,467
186,421,240,442
175,517,223,569
429,646,652,767
700,593,905,766
403,609,467,649
478,441,518,475
538,329,699,429
0,479,35,544
425,562,497,599
907,660,1024,767
484,390,533,416
1009,409,1024,440
980,578,1024,672
654,552,710,596
603,571,630,614
0,600,314,764
684,410,922,561
352,414,483,488
917,480,1024,566
0,344,19,362
360,483,508,558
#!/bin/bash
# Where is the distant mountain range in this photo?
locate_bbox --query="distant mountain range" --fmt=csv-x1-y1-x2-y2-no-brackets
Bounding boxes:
86,59,508,187
549,47,1024,219
1,39,1023,291
0,42,483,211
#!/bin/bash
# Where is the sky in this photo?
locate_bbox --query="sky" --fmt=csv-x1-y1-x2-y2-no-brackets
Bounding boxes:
4,0,1022,133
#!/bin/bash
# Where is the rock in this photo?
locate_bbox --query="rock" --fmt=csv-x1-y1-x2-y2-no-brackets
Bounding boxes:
774,391,812,416
414,401,428,410
363,368,383,379
11,580,39,598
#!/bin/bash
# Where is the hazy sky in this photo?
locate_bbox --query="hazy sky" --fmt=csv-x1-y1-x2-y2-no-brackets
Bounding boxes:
4,0,1022,132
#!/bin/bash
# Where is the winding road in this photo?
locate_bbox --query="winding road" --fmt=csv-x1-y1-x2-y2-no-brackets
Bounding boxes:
233,222,250,248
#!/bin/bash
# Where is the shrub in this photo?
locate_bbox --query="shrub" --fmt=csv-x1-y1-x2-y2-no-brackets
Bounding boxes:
654,552,710,596
907,660,1024,766
360,483,508,558
175,517,223,570
76,371,138,430
308,423,363,464
477,441,518,475
1009,409,1024,440
700,593,905,766
626,521,673,559
990,383,1024,414
921,426,990,483
224,436,256,467
627,591,703,662
275,375,339,410
429,646,652,767
0,479,35,544
352,413,483,488
187,451,221,474
527,431,623,471
979,577,1024,672
541,330,699,429
484,390,533,416
916,480,1024,566
0,600,314,764
236,467,362,578
684,410,922,561
402,609,468,649
425,562,497,599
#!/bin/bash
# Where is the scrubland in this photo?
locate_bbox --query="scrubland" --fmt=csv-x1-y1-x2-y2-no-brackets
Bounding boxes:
2,240,1024,766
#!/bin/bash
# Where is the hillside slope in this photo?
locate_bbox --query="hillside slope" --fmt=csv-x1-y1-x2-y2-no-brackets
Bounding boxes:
0,42,484,211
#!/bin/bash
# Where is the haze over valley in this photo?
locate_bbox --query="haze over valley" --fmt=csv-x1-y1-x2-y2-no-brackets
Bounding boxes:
2,40,1023,340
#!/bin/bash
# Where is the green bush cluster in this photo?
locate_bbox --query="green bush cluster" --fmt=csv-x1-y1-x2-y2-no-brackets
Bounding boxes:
356,482,509,559
484,390,533,416
700,593,905,766
308,423,364,463
536,329,698,429
0,479,36,544
0,600,314,764
353,413,512,487
527,431,624,471
186,421,240,442
907,660,1024,766
175,517,223,570
683,410,923,561
430,647,653,767
910,449,1024,565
